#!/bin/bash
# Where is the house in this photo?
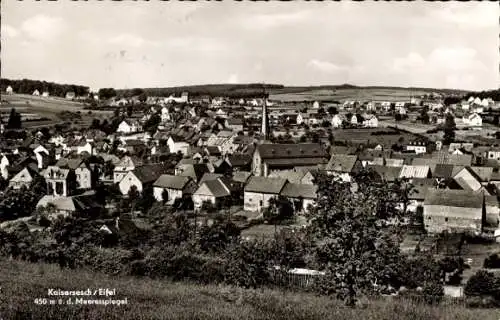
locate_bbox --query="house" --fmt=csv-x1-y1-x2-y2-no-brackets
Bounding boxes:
175,163,212,183
331,114,343,128
65,92,75,100
423,189,484,235
244,176,288,212
252,143,327,177
0,155,10,179
405,141,427,154
36,193,99,219
225,118,244,132
153,174,197,204
324,154,362,182
56,157,94,190
399,165,431,179
160,106,172,123
192,178,232,211
33,144,50,169
44,166,75,197
118,164,168,195
367,165,403,182
117,120,142,134
462,113,482,127
113,156,142,184
280,182,317,213
42,91,49,97
362,114,378,128
226,153,252,172
167,135,190,155
8,167,37,190
6,86,13,94
32,89,40,96
452,167,484,193
350,114,358,126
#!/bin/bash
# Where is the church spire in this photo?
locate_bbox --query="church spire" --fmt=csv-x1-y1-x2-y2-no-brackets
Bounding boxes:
261,85,270,140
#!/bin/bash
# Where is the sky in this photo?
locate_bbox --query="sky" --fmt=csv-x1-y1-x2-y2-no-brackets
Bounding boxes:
1,1,498,91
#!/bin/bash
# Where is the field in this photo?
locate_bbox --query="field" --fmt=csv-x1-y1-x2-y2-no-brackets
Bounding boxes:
0,94,113,129
269,87,445,103
1,258,498,320
331,127,419,146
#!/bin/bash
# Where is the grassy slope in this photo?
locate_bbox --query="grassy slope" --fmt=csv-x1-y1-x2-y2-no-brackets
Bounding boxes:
1,259,498,320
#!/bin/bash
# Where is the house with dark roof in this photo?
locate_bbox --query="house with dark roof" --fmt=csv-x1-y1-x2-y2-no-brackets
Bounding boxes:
366,165,402,182
226,153,252,171
118,164,169,195
324,154,362,182
280,182,317,213
244,176,288,212
175,163,212,183
153,174,197,204
192,178,233,211
252,143,328,177
423,189,485,235
56,157,94,190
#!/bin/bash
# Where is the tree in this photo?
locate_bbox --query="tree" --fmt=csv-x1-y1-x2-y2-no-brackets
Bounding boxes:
143,114,161,134
127,185,140,213
464,270,500,298
98,88,117,100
327,106,338,115
443,114,456,145
394,113,403,121
305,171,407,306
198,216,240,253
137,185,155,213
7,108,22,129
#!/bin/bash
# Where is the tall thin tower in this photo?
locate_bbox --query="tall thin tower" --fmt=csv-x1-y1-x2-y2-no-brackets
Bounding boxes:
261,84,270,140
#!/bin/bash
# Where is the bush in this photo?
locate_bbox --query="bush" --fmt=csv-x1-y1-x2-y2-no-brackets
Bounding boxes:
484,253,500,269
422,282,444,305
464,270,499,298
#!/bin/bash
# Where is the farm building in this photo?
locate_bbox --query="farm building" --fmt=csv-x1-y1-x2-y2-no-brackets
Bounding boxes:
423,189,484,235
252,143,328,177
244,176,287,212
5,86,13,94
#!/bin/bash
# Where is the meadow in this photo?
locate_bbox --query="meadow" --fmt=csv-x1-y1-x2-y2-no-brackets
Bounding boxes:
1,258,498,320
0,94,113,129
269,87,443,103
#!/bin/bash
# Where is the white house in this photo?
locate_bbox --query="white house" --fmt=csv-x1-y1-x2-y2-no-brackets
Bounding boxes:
331,114,343,128
8,167,35,190
0,155,10,180
192,178,232,210
32,90,40,96
153,174,197,204
167,136,190,155
462,113,482,127
6,86,13,94
113,156,141,184
312,101,320,109
117,120,142,134
33,145,49,169
350,114,358,126
405,142,427,154
363,115,378,128
42,91,50,97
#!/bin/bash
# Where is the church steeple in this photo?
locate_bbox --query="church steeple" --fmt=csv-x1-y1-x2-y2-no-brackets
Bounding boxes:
261,85,270,140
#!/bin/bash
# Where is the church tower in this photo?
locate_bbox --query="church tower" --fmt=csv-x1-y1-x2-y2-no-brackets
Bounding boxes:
260,86,270,140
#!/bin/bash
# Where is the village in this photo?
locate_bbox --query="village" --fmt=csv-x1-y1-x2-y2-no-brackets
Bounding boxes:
1,82,500,304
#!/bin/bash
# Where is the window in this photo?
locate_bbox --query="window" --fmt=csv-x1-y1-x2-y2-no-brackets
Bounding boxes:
428,216,431,220
259,200,263,207
445,217,448,222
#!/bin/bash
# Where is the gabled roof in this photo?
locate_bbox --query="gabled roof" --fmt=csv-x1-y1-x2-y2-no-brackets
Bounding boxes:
56,157,85,170
366,165,402,182
199,172,224,185
256,143,326,159
131,164,169,184
409,178,435,200
433,164,456,179
176,163,211,182
399,165,430,179
469,166,494,182
244,176,287,194
325,154,359,173
226,154,252,167
268,170,306,184
194,178,231,198
280,182,317,199
424,189,483,209
153,174,192,190
232,171,252,184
